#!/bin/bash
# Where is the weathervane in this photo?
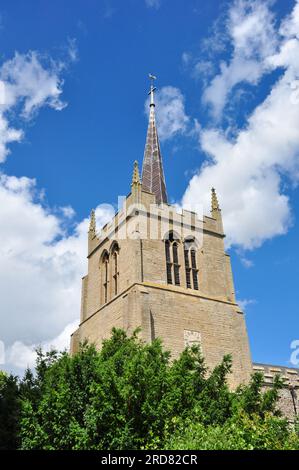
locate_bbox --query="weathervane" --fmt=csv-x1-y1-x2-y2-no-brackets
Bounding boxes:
148,73,157,106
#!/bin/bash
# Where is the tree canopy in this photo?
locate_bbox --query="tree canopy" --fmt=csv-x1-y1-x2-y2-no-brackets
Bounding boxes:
1,329,298,450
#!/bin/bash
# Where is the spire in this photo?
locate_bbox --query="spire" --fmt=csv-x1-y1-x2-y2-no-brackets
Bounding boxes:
89,209,96,235
211,188,220,212
141,74,168,205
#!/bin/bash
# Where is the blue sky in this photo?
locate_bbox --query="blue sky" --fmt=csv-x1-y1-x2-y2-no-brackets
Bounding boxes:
0,0,298,372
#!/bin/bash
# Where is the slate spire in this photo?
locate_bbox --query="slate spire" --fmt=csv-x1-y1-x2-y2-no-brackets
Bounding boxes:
141,75,168,205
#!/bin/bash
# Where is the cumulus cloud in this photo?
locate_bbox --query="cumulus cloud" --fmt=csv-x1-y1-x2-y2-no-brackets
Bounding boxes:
146,86,190,141
0,51,66,117
182,0,299,250
0,45,115,373
60,205,76,219
0,50,69,162
0,173,114,372
202,0,279,119
7,320,80,370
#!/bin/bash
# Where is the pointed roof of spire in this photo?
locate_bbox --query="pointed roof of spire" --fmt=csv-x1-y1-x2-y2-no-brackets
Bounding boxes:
141,74,168,205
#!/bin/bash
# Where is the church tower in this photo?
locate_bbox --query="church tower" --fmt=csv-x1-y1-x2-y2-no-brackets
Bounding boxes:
70,77,253,388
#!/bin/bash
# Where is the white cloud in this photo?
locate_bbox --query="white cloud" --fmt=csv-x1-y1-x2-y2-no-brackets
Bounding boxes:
202,0,279,119
0,114,23,162
145,0,161,9
240,256,254,268
238,298,256,311
192,60,215,82
146,86,190,141
182,52,191,66
7,320,79,370
7,342,36,371
0,173,114,372
0,51,66,117
0,46,114,373
60,205,76,219
182,0,299,250
0,50,67,162
66,37,78,63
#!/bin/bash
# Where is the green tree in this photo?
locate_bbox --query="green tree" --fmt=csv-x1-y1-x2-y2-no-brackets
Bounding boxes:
18,328,299,450
0,371,20,450
163,413,299,450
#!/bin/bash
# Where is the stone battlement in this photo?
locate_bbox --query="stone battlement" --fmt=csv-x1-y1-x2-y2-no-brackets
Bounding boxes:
253,363,299,422
253,363,299,387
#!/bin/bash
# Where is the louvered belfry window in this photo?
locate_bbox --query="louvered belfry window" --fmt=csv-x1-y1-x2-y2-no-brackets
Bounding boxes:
173,243,180,286
191,249,199,290
165,232,180,286
111,243,119,297
184,240,199,290
184,248,192,289
102,252,109,304
165,240,172,284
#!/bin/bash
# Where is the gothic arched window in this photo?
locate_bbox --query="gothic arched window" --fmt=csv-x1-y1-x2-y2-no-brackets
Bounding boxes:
165,240,172,284
184,239,199,290
101,251,109,304
173,242,180,286
184,246,191,289
190,249,199,290
164,232,180,286
111,243,119,296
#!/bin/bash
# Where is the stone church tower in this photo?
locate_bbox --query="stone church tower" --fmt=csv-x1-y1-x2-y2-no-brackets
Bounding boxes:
70,79,253,388
70,79,298,407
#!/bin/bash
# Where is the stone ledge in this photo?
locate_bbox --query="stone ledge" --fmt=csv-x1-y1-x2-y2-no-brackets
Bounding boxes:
80,281,243,329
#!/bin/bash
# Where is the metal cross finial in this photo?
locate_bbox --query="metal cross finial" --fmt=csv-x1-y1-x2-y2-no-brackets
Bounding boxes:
148,73,157,106
149,73,157,86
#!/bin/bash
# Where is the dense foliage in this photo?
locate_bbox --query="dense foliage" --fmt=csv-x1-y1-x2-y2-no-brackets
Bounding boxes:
1,329,298,450
0,371,20,450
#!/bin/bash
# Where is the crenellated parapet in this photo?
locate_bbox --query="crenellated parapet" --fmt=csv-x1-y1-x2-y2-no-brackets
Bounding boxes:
253,363,299,422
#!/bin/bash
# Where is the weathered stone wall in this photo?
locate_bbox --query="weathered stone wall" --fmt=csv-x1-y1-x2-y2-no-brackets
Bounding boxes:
139,281,252,388
84,237,142,321
72,284,143,353
71,282,252,388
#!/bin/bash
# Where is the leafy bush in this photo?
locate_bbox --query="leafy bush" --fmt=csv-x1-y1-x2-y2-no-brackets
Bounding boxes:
1,329,299,450
0,371,20,450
